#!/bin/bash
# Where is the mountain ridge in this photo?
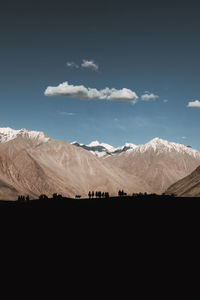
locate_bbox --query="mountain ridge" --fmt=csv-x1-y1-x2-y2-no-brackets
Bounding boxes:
1,127,200,199
0,128,151,199
71,140,137,157
0,127,50,144
105,138,200,194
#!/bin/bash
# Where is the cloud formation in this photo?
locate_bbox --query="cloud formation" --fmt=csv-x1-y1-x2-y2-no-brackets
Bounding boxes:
66,61,79,68
81,60,99,71
44,82,138,103
141,93,159,101
187,100,200,108
59,111,76,116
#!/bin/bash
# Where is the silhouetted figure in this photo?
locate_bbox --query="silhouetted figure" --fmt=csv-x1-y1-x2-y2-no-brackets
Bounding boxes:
102,192,105,198
118,190,127,197
53,193,58,199
95,191,98,198
18,195,25,202
26,195,30,202
92,191,94,198
88,191,91,199
105,192,109,199
98,191,102,198
75,195,81,199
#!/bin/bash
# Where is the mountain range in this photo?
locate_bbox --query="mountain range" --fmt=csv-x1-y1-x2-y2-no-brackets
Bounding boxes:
0,128,149,199
71,141,137,157
0,127,200,200
105,138,200,194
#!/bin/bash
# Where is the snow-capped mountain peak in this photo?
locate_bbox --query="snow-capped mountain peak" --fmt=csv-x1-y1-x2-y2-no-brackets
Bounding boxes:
71,137,200,159
134,137,200,158
71,140,137,157
87,140,100,147
0,127,50,143
87,141,116,152
116,142,137,151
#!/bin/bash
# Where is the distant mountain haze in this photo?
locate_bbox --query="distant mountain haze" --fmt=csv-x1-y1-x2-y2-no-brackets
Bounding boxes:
0,128,200,200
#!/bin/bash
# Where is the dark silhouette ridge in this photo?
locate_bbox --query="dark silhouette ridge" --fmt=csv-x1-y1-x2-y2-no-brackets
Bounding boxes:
0,193,200,209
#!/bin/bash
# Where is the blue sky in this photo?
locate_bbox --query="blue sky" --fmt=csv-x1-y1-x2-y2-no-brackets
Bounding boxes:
1,0,200,148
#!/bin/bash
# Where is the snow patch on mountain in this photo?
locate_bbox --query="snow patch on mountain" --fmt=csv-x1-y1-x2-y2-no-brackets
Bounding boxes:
0,127,50,143
87,141,116,152
134,137,200,158
71,140,137,157
72,138,200,159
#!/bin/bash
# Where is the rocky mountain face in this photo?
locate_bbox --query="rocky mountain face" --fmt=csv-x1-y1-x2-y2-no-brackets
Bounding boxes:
0,128,150,200
105,138,200,194
166,165,200,197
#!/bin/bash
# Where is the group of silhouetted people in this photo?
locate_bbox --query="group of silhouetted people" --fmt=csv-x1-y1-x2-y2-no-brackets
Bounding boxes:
118,190,127,196
17,195,30,202
88,191,109,199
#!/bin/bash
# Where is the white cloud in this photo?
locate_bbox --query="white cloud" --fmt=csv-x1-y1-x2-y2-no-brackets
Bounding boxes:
163,99,168,103
187,100,200,108
81,60,99,71
141,93,159,101
66,61,79,68
59,111,76,116
44,81,138,103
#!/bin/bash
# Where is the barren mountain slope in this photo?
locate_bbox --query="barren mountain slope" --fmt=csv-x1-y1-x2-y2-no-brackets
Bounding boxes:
0,178,19,200
28,140,151,197
0,148,22,199
105,138,200,194
0,132,151,199
166,165,200,197
0,128,50,159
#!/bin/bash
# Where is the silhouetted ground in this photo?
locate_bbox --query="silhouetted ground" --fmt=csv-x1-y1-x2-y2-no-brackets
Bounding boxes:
0,195,200,208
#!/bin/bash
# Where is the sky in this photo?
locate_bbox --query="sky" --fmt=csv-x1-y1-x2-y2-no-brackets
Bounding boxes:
1,0,200,149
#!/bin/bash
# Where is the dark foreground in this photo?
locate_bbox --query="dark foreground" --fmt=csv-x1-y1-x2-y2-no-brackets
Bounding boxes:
0,195,200,208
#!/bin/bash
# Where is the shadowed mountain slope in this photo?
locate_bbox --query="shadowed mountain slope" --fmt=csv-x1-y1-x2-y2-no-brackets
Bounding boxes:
166,165,200,197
